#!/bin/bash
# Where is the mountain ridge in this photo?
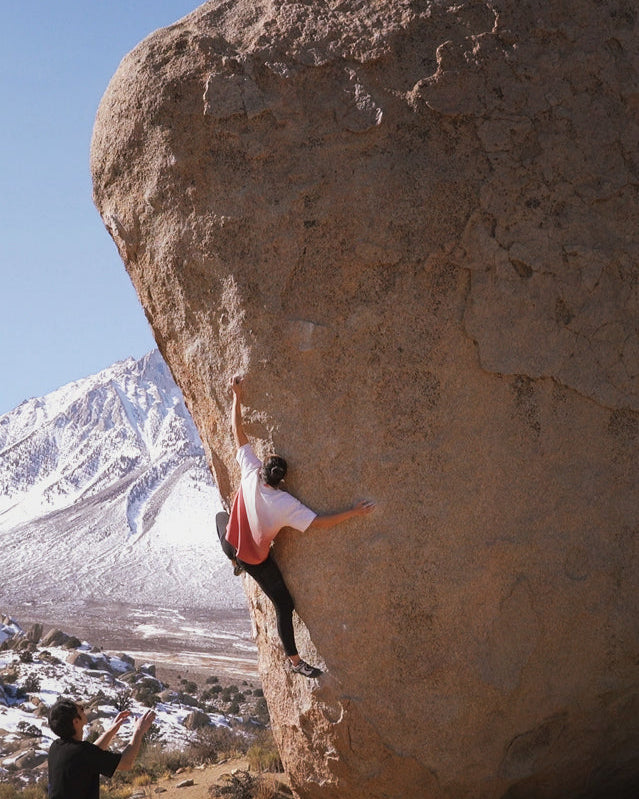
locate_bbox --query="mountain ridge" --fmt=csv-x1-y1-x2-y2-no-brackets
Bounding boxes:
0,351,243,610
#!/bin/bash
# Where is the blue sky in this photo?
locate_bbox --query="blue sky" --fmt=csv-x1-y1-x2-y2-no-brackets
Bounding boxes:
0,1,199,416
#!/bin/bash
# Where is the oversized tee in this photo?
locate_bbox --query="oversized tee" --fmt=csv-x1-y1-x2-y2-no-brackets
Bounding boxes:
225,443,316,564
48,738,121,799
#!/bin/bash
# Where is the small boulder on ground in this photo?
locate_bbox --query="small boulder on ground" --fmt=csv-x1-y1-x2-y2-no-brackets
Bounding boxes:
40,629,69,647
183,710,210,730
2,748,47,771
178,693,199,708
117,653,135,669
39,650,61,665
18,749,48,769
66,651,94,669
25,624,43,644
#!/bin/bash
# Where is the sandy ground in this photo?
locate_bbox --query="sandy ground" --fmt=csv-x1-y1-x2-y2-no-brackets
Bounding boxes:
134,758,290,798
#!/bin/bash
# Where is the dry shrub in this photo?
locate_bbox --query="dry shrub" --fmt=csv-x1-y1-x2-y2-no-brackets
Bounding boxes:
188,724,247,764
140,743,194,774
254,779,280,799
94,786,132,799
209,770,258,799
246,730,282,773
0,786,46,799
210,772,290,799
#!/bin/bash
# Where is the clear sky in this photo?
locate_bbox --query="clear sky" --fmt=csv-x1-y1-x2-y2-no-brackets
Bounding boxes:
0,1,200,416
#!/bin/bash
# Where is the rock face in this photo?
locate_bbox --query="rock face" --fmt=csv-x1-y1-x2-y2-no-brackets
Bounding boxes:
91,2,639,797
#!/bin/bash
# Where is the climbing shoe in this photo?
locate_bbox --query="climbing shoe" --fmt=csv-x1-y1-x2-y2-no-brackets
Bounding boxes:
292,660,323,679
232,558,244,576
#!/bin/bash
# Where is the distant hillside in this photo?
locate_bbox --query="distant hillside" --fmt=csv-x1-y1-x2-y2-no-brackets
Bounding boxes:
0,614,265,788
0,351,243,609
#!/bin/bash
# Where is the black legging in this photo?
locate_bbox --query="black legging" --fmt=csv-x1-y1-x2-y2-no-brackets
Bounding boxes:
216,512,298,657
216,511,237,561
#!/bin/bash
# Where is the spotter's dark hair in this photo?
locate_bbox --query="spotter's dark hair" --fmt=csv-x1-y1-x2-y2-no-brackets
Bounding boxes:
49,698,80,740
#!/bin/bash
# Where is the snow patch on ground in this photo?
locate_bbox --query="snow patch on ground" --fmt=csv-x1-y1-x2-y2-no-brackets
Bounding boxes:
0,637,244,755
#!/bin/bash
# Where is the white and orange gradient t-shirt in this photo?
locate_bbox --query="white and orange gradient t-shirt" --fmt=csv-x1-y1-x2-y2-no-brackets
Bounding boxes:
225,444,316,564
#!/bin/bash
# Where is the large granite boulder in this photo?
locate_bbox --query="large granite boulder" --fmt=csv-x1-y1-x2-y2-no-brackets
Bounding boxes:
91,2,639,797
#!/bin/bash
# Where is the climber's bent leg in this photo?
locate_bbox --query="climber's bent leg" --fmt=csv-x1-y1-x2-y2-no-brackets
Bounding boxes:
215,511,236,561
242,554,297,657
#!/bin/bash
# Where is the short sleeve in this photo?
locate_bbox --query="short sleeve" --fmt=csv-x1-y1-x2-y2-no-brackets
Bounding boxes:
83,742,122,778
280,495,317,532
236,443,262,477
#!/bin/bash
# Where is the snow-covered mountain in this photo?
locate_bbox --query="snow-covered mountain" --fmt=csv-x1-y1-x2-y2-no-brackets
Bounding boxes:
0,351,244,609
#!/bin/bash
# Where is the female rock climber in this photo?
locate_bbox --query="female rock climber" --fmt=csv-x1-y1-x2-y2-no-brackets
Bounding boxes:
216,375,376,678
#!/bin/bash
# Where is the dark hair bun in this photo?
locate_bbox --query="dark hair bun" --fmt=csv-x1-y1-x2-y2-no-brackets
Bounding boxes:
262,456,288,487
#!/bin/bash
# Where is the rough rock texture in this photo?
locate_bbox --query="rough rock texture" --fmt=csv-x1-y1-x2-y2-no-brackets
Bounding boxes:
91,2,639,797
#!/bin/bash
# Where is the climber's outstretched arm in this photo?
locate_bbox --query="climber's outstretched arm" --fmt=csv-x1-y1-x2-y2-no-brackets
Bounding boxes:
230,375,249,449
309,499,376,530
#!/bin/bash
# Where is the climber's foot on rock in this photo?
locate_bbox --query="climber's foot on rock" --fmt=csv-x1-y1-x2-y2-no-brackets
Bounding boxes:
292,659,323,679
232,558,244,576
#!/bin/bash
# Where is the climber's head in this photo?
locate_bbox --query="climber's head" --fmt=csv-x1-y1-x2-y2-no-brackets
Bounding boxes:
262,455,287,487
